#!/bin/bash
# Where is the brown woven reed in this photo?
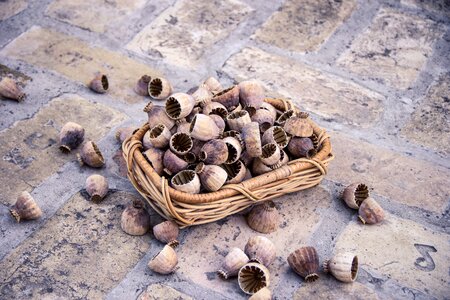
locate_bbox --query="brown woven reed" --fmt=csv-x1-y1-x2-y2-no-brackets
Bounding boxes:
123,98,334,228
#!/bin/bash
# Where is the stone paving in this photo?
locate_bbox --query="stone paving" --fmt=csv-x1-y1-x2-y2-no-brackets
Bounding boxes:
0,0,449,299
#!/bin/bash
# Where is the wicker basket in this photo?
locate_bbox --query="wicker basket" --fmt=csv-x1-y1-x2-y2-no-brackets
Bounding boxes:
123,98,334,228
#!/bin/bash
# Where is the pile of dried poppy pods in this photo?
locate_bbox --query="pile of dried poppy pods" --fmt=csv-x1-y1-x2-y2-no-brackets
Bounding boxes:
342,183,385,224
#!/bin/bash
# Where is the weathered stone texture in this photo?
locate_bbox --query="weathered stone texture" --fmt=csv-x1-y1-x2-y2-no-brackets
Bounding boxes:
138,283,192,300
0,0,27,21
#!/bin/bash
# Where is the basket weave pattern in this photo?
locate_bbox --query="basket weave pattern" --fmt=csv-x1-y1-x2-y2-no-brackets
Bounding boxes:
123,98,334,228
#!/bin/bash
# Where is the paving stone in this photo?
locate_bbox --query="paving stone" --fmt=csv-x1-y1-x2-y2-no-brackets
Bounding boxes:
0,26,161,103
401,0,450,16
126,0,252,69
0,94,126,206
329,131,450,214
46,0,147,33
0,63,31,83
0,191,151,299
253,0,356,52
400,73,450,156
336,7,444,90
0,0,27,21
111,149,128,178
138,283,192,300
175,187,331,298
335,215,450,299
223,47,384,127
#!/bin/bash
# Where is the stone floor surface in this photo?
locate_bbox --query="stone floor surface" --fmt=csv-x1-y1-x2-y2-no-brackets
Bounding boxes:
0,0,449,299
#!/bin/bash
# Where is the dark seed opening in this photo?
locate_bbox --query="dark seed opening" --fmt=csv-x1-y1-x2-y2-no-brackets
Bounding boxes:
272,127,288,148
277,109,294,125
149,78,163,97
183,152,196,163
245,106,256,117
225,142,238,164
261,143,276,159
132,199,144,209
149,124,165,138
228,110,248,120
91,142,105,163
172,170,195,185
166,96,181,119
222,161,241,178
199,151,207,161
170,133,193,154
239,265,268,294
189,115,198,133
210,107,228,119
194,162,205,174
351,256,358,280
354,184,369,206
101,75,109,90
306,148,317,158
59,145,71,153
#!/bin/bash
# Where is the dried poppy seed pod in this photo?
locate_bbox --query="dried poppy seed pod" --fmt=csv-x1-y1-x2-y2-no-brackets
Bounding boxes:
239,80,265,110
143,147,164,175
209,114,226,134
227,110,251,131
238,262,270,295
199,139,228,165
223,137,242,164
189,139,205,160
247,201,280,234
276,109,295,126
222,130,244,147
149,77,172,100
249,287,271,300
169,132,193,156
203,77,222,94
10,191,42,222
195,162,228,192
343,183,369,209
252,158,272,176
89,72,108,93
165,93,195,120
171,170,201,194
358,197,385,224
115,127,136,144
85,174,108,202
251,109,275,133
153,220,179,247
148,124,172,148
202,102,228,119
134,75,151,96
59,122,85,153
270,150,289,169
229,103,243,114
242,122,262,158
260,143,280,166
223,160,247,184
0,77,25,101
213,85,240,109
260,102,277,121
148,244,178,274
324,252,359,283
186,106,202,123
144,102,175,130
163,149,188,176
77,141,105,168
189,114,220,141
244,236,276,267
192,84,213,105
287,246,319,282
175,119,191,134
120,200,150,236
240,150,254,167
262,126,288,149
218,247,249,280
288,137,316,159
284,116,313,138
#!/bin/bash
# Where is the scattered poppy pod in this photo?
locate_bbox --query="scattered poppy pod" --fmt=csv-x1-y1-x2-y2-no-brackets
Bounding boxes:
342,183,369,209
260,102,278,121
202,102,228,119
249,287,272,300
287,137,316,159
115,127,136,144
284,116,313,138
163,149,188,176
358,197,385,224
0,77,25,101
223,160,247,184
59,122,85,153
148,244,178,274
143,102,176,130
143,147,164,175
200,139,228,165
120,200,150,236
241,122,262,158
195,162,228,192
153,220,180,247
192,84,213,105
171,170,201,194
247,201,280,234
269,150,289,169
261,126,288,149
85,174,109,202
134,75,151,96
276,109,295,126
149,77,172,100
251,109,275,133
252,158,273,176
148,124,172,148
227,110,251,131
223,136,242,164
244,236,276,267
88,72,108,93
169,132,193,156
165,93,195,120
287,246,319,282
77,141,105,168
238,80,265,110
10,191,42,222
238,262,270,295
189,114,220,141
212,85,240,109
203,76,222,94
218,247,249,280
175,119,191,134
324,252,359,283
209,114,226,134
260,143,280,166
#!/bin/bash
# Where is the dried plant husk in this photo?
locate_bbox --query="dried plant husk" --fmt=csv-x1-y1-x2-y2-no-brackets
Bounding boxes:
242,122,262,158
0,77,25,101
212,85,240,109
85,174,109,202
192,84,213,105
186,106,202,123
175,119,191,134
171,170,201,194
260,143,280,166
202,101,228,119
260,102,277,121
10,191,42,222
239,80,265,110
163,149,188,176
77,141,105,168
116,127,136,144
269,150,289,169
59,122,85,153
284,116,313,138
147,124,172,148
261,126,288,149
227,110,251,131
190,139,205,160
342,183,369,209
222,130,244,148
244,236,276,267
165,93,195,120
153,220,179,247
229,102,243,113
143,102,175,130
169,132,193,156
287,137,316,159
223,160,247,184
149,77,172,100
143,147,164,175
223,136,242,164
249,287,271,300
189,114,220,141
324,252,359,283
148,244,178,274
252,158,272,176
200,139,228,165
247,201,280,233
195,162,228,192
218,247,249,280
287,246,319,282
209,114,226,134
240,150,254,167
276,109,294,126
203,77,223,94
238,262,270,295
358,197,385,224
251,109,275,133
134,75,151,96
120,200,150,236
89,72,108,93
